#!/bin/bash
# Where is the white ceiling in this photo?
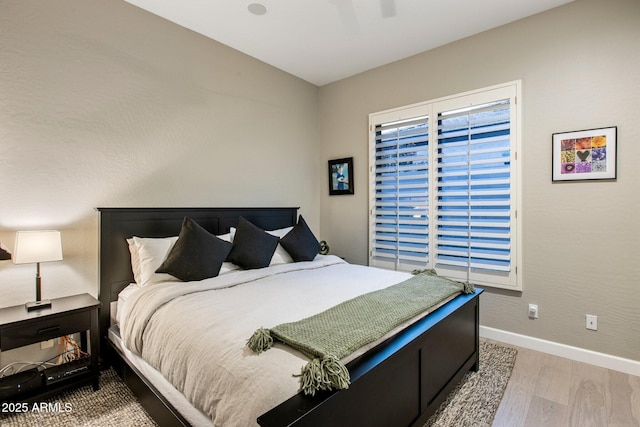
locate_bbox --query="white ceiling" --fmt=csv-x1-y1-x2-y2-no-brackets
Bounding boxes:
124,0,574,86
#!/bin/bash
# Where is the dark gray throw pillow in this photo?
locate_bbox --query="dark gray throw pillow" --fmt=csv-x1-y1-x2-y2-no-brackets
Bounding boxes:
156,217,232,281
227,217,279,269
280,215,320,262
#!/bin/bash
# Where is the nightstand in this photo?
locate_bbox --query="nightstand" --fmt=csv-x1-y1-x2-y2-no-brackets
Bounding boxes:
0,293,100,401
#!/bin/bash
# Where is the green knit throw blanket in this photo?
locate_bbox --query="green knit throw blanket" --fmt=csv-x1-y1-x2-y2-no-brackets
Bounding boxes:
247,271,474,396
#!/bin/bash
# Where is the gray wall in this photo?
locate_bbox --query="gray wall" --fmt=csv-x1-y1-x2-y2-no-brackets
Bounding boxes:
319,0,640,361
0,0,320,307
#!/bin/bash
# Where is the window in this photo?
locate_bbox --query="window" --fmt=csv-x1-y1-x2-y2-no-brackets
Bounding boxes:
369,82,521,290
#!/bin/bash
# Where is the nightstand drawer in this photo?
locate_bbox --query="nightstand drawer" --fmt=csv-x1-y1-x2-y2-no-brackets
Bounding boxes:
0,311,91,351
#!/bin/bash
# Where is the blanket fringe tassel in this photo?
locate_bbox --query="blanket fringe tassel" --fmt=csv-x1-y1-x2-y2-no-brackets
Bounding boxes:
247,328,273,354
296,354,350,396
462,281,475,294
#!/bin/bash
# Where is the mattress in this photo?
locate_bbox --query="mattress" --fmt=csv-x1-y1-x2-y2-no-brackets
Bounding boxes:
114,256,458,426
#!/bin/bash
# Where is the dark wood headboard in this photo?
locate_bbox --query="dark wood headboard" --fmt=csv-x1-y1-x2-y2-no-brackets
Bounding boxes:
97,207,298,355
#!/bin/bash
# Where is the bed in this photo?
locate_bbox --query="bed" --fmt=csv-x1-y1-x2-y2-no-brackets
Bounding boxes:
98,207,482,427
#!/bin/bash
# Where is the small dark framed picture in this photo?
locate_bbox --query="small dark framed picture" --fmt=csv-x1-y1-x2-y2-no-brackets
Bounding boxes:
552,126,617,182
328,157,354,195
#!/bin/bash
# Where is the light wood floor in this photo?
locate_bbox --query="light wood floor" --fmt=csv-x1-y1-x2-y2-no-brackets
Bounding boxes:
492,343,640,427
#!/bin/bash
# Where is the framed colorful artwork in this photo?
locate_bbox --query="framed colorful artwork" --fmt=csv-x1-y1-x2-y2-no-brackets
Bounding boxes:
552,126,617,181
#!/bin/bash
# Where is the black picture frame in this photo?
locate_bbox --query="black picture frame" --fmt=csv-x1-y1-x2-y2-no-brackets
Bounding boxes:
328,157,354,195
552,126,617,182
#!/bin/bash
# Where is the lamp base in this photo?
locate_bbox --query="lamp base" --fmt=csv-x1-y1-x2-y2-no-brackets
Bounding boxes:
25,300,52,312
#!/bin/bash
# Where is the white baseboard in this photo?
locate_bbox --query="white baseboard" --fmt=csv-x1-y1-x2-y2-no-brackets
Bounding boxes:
480,326,640,377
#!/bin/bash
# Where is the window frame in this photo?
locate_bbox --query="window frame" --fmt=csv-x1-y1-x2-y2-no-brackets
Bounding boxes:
368,81,522,291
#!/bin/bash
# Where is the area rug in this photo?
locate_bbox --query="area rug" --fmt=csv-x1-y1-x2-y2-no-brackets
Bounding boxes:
1,341,516,427
425,340,518,427
0,368,156,427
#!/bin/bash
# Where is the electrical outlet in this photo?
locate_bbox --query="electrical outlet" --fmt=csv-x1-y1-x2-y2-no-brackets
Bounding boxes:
41,339,55,349
586,314,597,331
528,304,538,319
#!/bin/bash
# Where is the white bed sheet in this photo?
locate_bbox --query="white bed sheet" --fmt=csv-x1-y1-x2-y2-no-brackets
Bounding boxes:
116,255,456,426
108,326,212,426
113,283,139,327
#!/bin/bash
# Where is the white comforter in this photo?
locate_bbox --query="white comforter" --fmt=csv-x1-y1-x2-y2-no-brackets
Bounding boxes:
119,256,413,426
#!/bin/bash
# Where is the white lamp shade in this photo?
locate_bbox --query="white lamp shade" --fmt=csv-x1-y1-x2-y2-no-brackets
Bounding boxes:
13,230,63,264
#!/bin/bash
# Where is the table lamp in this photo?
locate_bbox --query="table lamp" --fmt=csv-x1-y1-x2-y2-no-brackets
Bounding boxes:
13,230,63,311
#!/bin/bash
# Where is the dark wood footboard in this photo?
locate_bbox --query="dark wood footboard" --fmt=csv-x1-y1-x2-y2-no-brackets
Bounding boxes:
258,289,481,427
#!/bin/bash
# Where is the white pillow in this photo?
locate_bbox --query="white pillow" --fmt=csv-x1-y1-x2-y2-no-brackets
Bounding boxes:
267,227,294,265
126,238,142,285
132,236,180,286
270,244,294,265
267,226,294,238
214,233,240,274
216,232,231,242
219,262,240,275
229,226,294,266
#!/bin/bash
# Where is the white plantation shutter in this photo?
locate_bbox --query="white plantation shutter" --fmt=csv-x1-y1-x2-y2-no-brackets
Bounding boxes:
371,116,430,271
435,99,513,287
369,82,521,290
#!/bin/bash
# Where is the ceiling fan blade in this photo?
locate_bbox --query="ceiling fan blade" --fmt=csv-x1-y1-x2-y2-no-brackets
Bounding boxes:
380,0,396,18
